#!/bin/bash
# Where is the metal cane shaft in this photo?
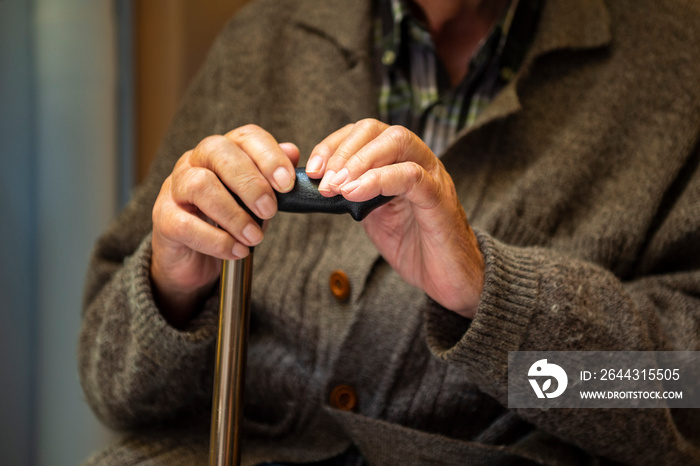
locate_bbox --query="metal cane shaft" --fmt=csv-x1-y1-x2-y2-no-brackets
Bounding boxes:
210,255,254,466
208,166,392,464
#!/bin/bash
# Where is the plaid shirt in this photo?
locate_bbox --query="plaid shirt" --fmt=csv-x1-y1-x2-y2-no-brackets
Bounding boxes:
375,0,541,156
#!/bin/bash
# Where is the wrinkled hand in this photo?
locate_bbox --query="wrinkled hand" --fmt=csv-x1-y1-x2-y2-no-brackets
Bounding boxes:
151,125,299,326
306,119,484,319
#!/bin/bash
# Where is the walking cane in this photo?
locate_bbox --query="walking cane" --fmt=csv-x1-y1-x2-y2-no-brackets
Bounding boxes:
209,168,391,466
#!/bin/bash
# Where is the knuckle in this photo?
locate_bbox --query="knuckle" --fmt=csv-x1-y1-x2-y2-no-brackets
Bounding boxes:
159,174,174,195
366,168,382,186
404,160,423,179
404,162,441,205
398,161,424,187
234,171,267,195
385,125,413,148
212,236,233,258
355,118,379,130
196,135,229,158
257,146,282,166
351,148,371,168
354,119,382,140
379,126,415,163
332,146,353,162
230,124,262,140
186,167,217,194
171,161,190,186
226,207,251,232
174,150,193,170
163,210,191,240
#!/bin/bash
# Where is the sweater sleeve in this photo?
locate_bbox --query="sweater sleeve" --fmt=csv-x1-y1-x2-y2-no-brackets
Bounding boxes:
79,234,219,428
78,21,232,428
425,146,700,464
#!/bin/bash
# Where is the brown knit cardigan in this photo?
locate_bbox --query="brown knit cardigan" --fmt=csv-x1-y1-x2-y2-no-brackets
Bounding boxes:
79,0,700,464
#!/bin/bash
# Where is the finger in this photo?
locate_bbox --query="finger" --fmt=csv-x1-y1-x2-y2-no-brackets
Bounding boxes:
225,124,297,193
278,142,301,166
339,162,442,210
156,198,252,260
185,134,278,223
318,119,388,193
170,165,265,247
306,123,355,178
332,125,440,192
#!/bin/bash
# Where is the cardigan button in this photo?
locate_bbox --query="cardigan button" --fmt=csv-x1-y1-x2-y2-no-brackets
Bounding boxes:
329,384,357,411
329,270,351,301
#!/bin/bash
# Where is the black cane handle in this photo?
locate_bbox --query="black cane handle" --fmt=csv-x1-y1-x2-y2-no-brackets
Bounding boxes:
276,168,392,221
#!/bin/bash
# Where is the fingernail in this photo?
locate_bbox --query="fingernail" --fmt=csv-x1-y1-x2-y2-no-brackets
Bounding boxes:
306,156,323,174
273,167,294,192
242,223,263,245
318,169,336,194
329,168,349,188
232,243,250,258
255,193,276,218
341,179,361,195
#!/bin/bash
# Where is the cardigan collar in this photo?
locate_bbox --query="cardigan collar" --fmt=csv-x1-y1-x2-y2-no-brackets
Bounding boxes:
290,0,375,67
289,0,612,132
290,0,610,66
463,0,612,135
532,0,611,56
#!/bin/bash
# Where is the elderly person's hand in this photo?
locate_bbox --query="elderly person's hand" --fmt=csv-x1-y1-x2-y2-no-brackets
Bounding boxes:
150,125,299,326
307,119,484,319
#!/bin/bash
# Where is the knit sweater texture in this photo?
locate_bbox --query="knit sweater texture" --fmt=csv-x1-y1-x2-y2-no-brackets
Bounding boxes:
79,0,700,464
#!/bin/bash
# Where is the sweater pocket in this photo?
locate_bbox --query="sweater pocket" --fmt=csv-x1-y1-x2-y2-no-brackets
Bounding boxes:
326,408,542,465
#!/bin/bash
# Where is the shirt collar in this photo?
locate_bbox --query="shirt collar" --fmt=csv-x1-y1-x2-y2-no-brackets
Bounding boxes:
377,0,528,72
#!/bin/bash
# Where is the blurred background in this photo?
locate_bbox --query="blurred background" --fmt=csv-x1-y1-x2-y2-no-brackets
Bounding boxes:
1,0,250,464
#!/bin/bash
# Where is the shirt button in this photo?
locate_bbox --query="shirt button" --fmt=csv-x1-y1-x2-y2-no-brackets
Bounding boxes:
329,270,351,301
382,49,396,66
329,384,358,411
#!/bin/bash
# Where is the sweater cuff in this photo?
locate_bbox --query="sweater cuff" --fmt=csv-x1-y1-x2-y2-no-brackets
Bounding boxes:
426,231,539,389
126,234,219,364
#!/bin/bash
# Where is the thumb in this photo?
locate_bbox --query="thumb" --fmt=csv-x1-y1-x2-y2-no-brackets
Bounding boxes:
278,142,301,167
